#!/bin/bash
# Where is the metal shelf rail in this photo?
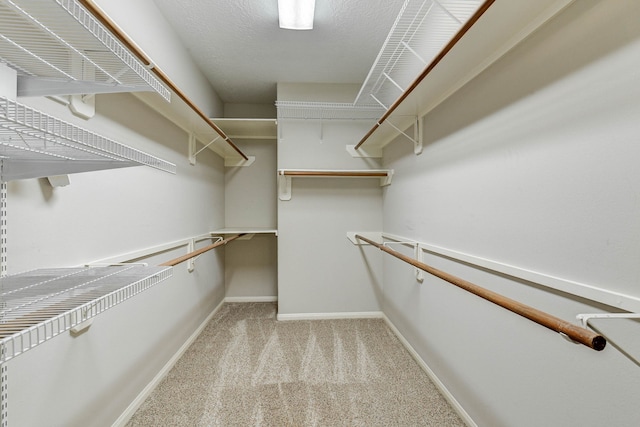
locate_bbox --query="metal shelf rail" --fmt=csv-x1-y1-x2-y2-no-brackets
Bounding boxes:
0,265,172,363
353,233,607,351
0,0,170,100
0,96,176,181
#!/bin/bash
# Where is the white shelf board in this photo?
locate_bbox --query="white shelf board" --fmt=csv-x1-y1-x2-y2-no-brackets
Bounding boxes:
358,0,575,151
210,118,277,140
211,227,277,235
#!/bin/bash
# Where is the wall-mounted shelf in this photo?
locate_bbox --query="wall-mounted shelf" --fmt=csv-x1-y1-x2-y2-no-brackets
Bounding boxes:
276,101,385,121
0,265,172,363
211,227,278,239
0,96,176,181
277,169,393,201
354,0,575,154
0,0,170,100
354,0,485,109
210,119,277,140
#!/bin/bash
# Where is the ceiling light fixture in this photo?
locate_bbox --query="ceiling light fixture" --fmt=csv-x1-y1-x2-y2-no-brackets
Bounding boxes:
278,0,316,30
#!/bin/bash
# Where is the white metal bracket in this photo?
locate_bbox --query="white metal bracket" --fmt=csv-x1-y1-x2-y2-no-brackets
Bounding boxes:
414,244,424,283
576,312,640,367
68,57,96,119
576,313,640,329
189,133,224,166
188,133,198,165
383,116,423,155
70,318,94,336
279,175,292,201
187,238,195,272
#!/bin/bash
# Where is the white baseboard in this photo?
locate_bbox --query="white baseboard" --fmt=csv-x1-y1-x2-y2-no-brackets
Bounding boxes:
381,314,477,427
112,299,226,427
277,311,384,321
225,296,278,303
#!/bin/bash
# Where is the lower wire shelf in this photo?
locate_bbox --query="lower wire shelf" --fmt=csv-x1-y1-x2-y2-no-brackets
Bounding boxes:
0,265,172,363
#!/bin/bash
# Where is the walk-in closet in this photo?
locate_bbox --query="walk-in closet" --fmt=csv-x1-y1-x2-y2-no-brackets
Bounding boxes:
0,0,638,426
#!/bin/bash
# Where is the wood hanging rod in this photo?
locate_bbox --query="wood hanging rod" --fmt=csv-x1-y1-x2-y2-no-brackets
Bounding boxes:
354,234,606,351
278,170,389,178
354,0,496,150
77,0,248,161
160,234,244,267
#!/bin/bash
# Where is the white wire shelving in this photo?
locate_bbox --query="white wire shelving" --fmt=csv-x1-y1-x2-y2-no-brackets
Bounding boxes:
0,0,170,100
276,101,385,121
354,0,484,108
0,96,176,181
0,265,172,363
353,0,576,153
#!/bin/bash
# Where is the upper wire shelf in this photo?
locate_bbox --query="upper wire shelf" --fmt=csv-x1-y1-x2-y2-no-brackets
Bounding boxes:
354,0,484,108
276,101,385,121
0,265,172,363
0,0,171,100
0,96,176,181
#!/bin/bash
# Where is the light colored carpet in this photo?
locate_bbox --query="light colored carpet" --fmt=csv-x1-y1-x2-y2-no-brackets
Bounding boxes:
126,303,465,426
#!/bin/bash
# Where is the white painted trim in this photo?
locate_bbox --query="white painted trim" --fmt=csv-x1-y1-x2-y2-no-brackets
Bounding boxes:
276,311,384,321
225,296,278,303
111,298,226,427
381,314,477,427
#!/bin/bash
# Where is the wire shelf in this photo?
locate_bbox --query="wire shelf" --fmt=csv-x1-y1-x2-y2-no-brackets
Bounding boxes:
275,101,385,120
0,0,170,100
0,265,172,363
0,96,176,180
354,0,484,107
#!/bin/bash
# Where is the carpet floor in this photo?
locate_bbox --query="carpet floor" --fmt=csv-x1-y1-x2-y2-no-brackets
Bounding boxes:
126,302,465,426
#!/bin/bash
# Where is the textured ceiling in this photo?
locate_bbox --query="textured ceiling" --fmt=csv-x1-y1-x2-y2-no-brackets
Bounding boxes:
152,0,407,104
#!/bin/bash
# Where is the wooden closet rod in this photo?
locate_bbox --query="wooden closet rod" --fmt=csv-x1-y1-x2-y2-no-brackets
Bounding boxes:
160,234,244,267
279,170,388,177
354,234,606,351
354,0,495,150
78,0,248,161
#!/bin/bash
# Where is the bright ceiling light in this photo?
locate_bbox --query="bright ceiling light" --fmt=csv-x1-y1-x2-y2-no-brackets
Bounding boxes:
278,0,316,30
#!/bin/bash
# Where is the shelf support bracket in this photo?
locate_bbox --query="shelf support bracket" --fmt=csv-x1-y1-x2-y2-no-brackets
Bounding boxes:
190,134,222,165
187,238,196,272
279,175,292,201
383,116,423,155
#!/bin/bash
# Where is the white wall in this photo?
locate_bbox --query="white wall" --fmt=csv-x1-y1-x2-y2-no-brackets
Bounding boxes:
276,84,385,317
5,92,227,426
380,1,640,426
224,139,278,300
93,0,223,117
